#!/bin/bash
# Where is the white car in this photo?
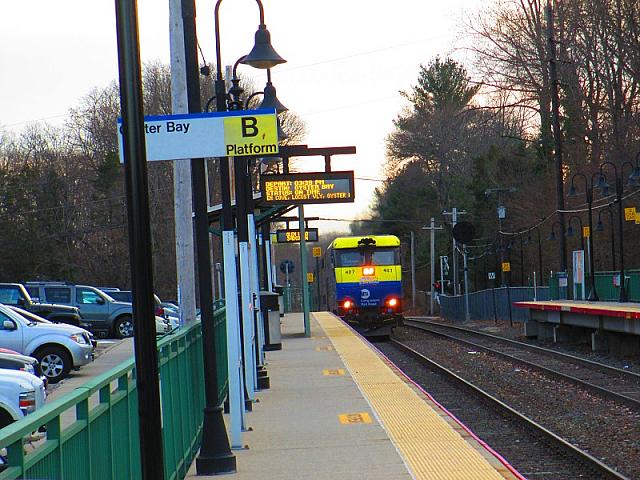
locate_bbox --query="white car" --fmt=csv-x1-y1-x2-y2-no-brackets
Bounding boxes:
0,368,46,429
0,304,94,383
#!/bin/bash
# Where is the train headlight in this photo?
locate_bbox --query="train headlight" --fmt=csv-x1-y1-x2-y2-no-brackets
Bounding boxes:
362,266,375,276
387,298,398,307
343,300,353,309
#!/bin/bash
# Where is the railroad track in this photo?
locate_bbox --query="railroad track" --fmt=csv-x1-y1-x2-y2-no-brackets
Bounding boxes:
387,338,630,480
404,317,640,410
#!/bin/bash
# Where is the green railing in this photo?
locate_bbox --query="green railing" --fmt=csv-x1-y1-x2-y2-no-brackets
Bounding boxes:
0,305,228,480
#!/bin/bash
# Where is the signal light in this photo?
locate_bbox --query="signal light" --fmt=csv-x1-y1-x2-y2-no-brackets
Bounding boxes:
387,298,398,307
343,300,353,309
362,266,375,276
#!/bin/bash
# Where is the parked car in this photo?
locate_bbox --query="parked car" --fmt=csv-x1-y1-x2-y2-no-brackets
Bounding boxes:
8,306,98,350
0,368,46,429
105,290,179,328
0,283,82,326
24,282,137,339
0,304,94,383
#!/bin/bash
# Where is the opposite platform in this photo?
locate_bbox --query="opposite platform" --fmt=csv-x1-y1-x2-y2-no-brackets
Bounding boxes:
187,312,523,479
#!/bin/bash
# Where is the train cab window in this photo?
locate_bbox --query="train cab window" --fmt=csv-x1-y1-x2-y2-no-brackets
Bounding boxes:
336,250,363,267
371,248,398,266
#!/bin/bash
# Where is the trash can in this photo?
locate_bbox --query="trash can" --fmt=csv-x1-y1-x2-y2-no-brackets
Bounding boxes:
273,284,285,317
260,291,281,351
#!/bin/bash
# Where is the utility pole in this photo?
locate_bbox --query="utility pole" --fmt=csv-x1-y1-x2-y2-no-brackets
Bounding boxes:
485,187,516,287
442,208,466,295
422,218,443,315
169,0,196,325
546,0,568,274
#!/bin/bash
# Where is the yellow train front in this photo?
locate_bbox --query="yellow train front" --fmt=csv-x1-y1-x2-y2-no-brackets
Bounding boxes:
327,235,403,338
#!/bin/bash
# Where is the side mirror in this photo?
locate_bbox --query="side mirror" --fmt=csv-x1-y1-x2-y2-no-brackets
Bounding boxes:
16,297,25,307
2,320,16,330
96,297,105,305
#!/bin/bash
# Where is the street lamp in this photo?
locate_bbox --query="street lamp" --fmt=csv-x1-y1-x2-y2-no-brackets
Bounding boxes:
595,204,616,271
566,214,585,251
548,220,563,241
194,0,286,475
568,172,601,300
597,159,640,302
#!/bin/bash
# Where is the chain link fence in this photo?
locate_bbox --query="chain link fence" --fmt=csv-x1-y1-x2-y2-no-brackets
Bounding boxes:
438,286,550,323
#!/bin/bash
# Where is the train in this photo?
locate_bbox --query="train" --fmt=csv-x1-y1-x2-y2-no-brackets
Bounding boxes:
323,234,403,338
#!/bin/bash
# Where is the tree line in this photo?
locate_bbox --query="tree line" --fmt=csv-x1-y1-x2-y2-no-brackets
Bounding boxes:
362,0,640,302
0,62,304,299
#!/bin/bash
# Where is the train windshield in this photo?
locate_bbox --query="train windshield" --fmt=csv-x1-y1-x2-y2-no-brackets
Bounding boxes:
335,248,399,267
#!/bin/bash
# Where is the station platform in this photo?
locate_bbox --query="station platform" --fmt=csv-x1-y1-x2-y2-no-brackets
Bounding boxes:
515,300,640,352
187,312,524,479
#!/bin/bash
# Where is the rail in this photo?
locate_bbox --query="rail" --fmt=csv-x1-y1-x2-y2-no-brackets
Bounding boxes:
0,305,227,480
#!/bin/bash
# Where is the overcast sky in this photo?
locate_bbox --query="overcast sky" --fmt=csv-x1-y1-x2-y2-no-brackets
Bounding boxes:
1,0,485,233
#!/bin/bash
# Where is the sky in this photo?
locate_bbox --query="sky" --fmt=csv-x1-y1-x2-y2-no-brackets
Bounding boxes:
1,0,486,234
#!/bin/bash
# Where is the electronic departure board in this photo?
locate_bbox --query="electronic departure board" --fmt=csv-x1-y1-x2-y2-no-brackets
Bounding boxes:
276,228,319,243
260,171,355,205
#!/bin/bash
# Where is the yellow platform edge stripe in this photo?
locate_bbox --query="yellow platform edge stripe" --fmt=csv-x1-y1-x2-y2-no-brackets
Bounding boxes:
314,312,521,480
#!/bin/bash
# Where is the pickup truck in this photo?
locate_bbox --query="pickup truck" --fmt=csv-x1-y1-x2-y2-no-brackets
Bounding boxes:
24,283,171,339
0,283,82,327
0,368,46,429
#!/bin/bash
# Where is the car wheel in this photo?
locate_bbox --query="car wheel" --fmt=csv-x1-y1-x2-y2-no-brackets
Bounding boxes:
35,346,71,384
114,315,134,339
0,409,14,429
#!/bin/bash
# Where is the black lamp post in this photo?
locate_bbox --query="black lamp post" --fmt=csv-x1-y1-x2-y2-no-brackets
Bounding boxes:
193,0,285,475
568,173,600,301
595,204,616,271
526,226,544,286
566,215,585,251
597,159,640,302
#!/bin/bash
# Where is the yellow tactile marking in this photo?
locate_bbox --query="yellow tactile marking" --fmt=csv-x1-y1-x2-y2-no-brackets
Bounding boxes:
338,412,372,424
323,368,345,376
315,312,507,480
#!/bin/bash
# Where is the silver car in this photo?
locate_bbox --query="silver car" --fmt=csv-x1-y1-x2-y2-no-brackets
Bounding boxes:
0,304,94,383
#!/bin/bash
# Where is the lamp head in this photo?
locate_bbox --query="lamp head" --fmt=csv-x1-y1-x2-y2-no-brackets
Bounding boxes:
568,184,578,197
596,174,609,191
566,225,575,237
241,25,286,69
548,231,556,241
595,219,604,232
258,81,288,113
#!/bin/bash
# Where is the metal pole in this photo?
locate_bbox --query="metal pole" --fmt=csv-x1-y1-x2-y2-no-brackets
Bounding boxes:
586,191,598,300
316,256,321,311
452,207,458,295
430,218,436,315
235,157,257,399
299,206,311,336
547,1,568,274
537,229,544,286
182,0,235,472
410,231,416,311
616,178,628,302
439,256,445,295
113,1,164,478
463,245,470,322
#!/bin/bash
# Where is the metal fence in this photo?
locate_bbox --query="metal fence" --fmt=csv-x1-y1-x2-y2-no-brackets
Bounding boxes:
0,306,227,480
439,287,550,323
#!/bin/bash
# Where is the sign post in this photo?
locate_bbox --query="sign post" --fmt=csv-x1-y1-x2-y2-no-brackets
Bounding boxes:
299,206,311,337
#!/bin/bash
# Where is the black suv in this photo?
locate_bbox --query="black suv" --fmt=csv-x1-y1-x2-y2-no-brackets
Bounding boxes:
0,283,83,326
